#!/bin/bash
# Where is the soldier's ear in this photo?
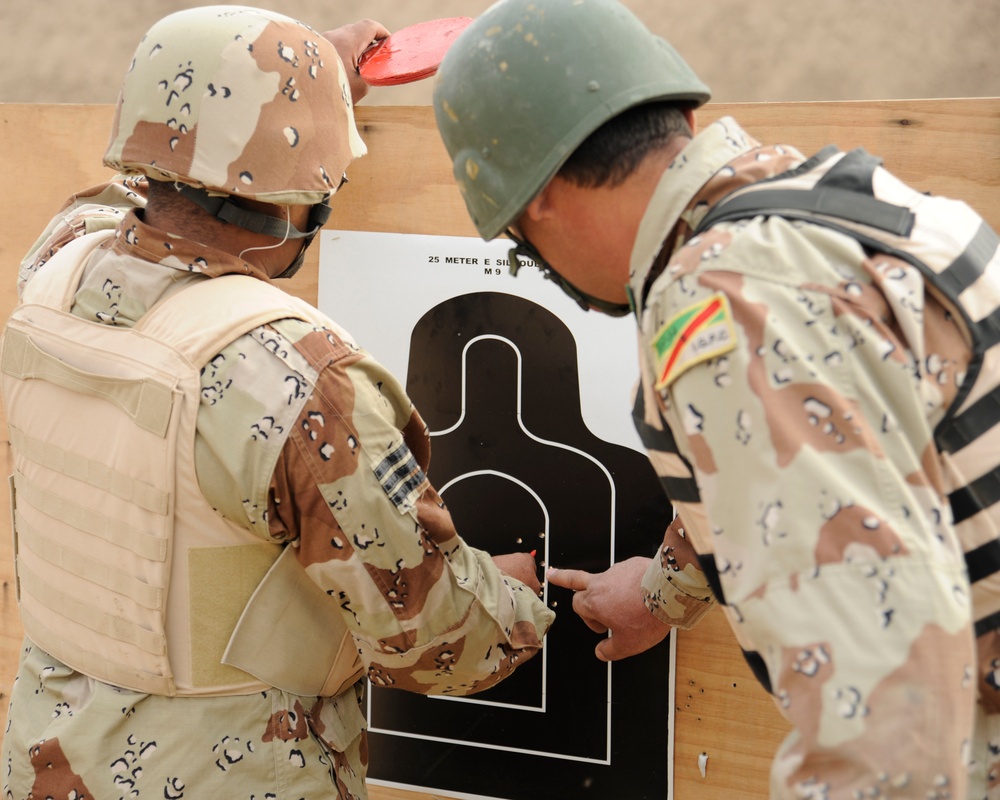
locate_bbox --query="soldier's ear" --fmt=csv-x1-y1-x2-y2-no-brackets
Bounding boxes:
522,181,558,223
684,107,697,136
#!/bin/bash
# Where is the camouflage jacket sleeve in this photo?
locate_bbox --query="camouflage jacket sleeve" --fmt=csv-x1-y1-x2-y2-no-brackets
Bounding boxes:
640,514,716,629
19,176,147,296
633,349,716,629
198,316,554,696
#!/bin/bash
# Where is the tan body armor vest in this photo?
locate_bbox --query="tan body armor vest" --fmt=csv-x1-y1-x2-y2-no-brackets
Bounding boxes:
2,230,362,697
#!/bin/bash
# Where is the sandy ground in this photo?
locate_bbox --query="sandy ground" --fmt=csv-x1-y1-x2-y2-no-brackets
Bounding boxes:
1,0,996,108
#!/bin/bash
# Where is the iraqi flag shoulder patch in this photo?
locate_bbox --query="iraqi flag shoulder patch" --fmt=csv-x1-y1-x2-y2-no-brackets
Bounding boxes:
652,293,737,391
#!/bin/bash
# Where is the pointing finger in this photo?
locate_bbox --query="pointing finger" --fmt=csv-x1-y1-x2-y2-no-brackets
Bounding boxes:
547,567,592,592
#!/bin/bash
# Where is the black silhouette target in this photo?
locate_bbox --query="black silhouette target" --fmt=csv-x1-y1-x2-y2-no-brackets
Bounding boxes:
365,291,674,800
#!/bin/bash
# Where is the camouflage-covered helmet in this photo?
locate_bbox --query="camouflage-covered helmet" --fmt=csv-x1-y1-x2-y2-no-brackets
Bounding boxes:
104,5,367,205
433,0,711,240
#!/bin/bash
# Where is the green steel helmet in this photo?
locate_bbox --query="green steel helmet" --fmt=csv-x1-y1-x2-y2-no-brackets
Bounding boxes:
104,5,367,206
433,0,711,240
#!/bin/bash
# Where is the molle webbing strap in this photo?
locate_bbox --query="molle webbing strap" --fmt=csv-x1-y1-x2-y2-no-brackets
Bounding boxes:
17,606,172,696
14,510,163,609
938,382,1000,455
930,222,1000,304
7,424,168,514
950,471,1000,527
964,538,1000,585
16,557,166,655
976,608,1000,639
12,470,168,562
0,327,174,438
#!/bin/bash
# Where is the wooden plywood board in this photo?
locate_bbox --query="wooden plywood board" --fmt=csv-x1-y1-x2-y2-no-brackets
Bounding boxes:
0,98,997,799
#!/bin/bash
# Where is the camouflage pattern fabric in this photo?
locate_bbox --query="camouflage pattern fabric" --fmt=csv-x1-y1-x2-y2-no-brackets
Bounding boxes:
103,6,366,205
632,117,1000,798
3,178,554,799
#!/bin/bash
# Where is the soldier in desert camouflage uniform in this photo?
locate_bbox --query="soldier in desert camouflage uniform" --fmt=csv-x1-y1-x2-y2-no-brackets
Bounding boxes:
1,7,552,800
432,1,1000,798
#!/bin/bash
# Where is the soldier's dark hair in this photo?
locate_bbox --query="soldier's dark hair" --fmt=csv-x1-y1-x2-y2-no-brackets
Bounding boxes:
145,178,230,244
558,101,693,189
146,178,198,215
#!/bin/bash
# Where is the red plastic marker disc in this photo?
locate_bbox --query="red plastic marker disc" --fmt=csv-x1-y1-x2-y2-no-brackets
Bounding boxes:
358,17,473,87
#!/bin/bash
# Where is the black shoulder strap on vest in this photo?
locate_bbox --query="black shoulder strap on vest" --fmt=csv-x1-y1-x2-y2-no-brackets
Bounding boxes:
692,148,916,238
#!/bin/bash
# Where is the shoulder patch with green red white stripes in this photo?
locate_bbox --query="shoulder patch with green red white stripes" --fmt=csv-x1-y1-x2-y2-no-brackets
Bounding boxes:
652,293,737,390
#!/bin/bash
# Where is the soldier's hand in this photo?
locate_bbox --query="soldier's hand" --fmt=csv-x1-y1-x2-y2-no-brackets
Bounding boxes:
491,552,543,596
323,19,390,104
547,557,671,661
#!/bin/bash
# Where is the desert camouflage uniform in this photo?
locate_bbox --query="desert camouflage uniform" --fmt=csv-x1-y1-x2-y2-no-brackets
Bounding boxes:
630,116,1000,799
2,178,554,799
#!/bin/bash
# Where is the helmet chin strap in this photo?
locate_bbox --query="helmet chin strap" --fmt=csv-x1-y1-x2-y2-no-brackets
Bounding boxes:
507,230,632,317
272,237,314,280
173,183,331,279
